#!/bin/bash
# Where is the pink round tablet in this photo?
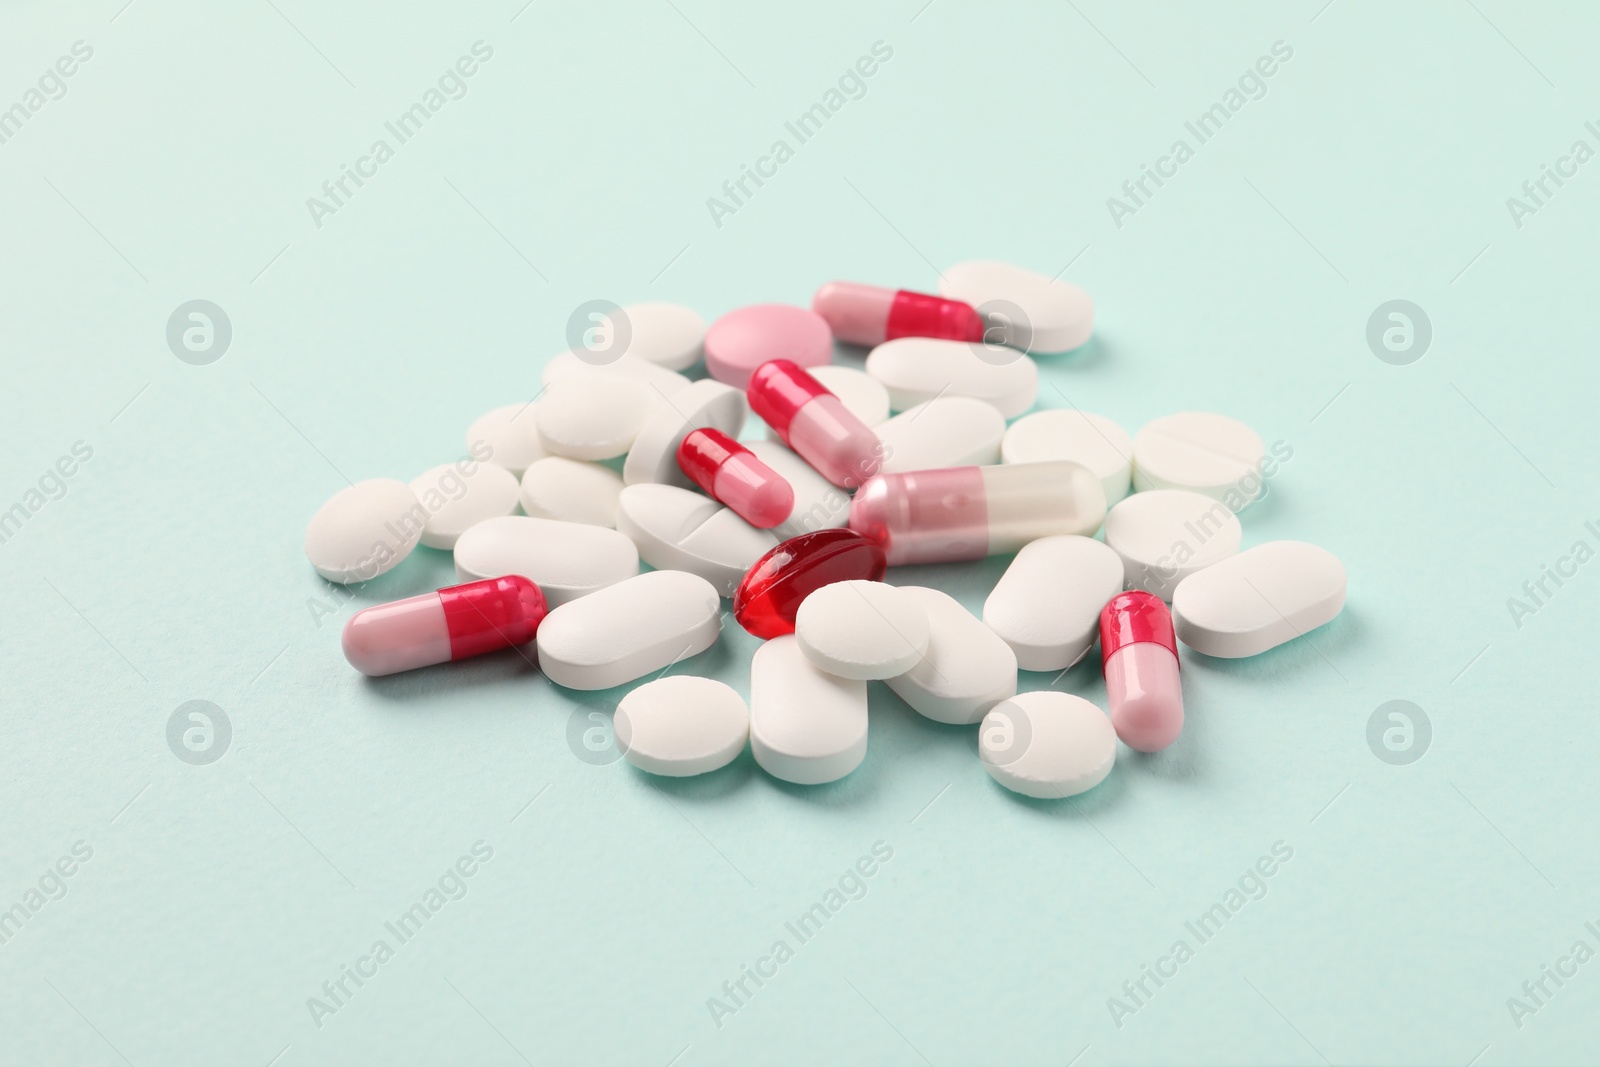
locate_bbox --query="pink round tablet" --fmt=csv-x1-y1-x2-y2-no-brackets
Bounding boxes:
703,303,833,388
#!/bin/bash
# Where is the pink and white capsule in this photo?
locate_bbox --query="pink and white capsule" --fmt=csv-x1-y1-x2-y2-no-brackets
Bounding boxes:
1099,591,1184,752
676,428,794,529
812,282,985,348
342,575,548,676
747,359,885,489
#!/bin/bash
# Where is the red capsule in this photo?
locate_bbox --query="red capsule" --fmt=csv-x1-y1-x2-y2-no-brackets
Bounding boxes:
1098,591,1184,752
747,359,884,489
677,427,795,529
732,529,887,638
342,575,548,676
812,281,986,347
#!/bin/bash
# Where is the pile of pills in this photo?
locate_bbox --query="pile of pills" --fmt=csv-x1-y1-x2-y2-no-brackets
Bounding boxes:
304,261,1347,800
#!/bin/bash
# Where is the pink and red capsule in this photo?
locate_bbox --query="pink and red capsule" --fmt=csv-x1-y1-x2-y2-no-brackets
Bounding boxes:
1099,591,1184,752
747,359,885,489
812,282,985,348
677,428,794,529
343,575,547,676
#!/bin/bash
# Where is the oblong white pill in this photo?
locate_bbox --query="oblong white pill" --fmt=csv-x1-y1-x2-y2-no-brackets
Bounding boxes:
617,301,705,371
519,457,624,527
765,365,890,439
305,479,424,584
540,350,691,399
616,484,777,598
1001,410,1132,505
453,515,638,607
875,396,1005,474
535,375,659,461
886,587,1017,725
614,675,749,776
866,337,1038,419
1103,489,1242,602
1132,412,1266,510
980,692,1115,799
1172,540,1347,658
795,580,931,681
983,535,1126,671
623,379,747,487
938,260,1094,354
745,440,849,538
465,404,545,477
750,634,868,785
536,570,721,691
410,462,520,550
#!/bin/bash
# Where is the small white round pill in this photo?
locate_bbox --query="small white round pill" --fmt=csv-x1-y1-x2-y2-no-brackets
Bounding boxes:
535,376,659,461
1172,540,1347,658
885,587,1017,725
875,396,1005,474
541,350,691,399
938,260,1094,354
623,378,746,487
615,676,749,776
409,462,520,550
1103,489,1242,602
519,457,624,527
980,692,1116,799
1001,410,1132,505
750,634,868,785
865,337,1038,419
1132,412,1266,510
465,404,545,477
453,515,638,607
795,580,931,681
616,301,705,371
304,479,424,584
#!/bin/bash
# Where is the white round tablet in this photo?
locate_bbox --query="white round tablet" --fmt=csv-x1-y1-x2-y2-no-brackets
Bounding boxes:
750,634,868,785
1132,412,1266,510
983,535,1126,671
453,515,639,607
938,259,1094,354
535,570,722,691
616,484,777,598
615,675,749,776
980,692,1115,799
617,301,705,371
875,396,1005,475
465,404,545,477
534,375,659,461
794,580,931,681
409,461,520,550
1172,540,1347,658
763,365,889,435
865,337,1038,419
540,350,691,399
304,479,424,584
519,457,624,527
1002,410,1132,505
885,587,1017,725
1102,489,1242,602
622,378,746,487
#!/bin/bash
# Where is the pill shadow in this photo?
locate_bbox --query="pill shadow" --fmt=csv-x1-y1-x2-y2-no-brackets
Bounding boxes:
1037,332,1107,373
640,749,758,799
1177,609,1360,685
359,645,542,703
982,756,1131,815
317,548,459,608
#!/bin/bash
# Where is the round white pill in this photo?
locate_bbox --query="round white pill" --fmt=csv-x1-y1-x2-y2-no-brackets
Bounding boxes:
1132,412,1266,510
763,365,889,438
980,692,1115,799
1103,489,1242,602
614,675,749,776
616,301,705,371
465,404,545,477
304,479,424,584
540,351,691,399
1172,540,1347,658
938,260,1094,354
453,515,638,607
745,440,849,538
535,375,659,461
885,587,1017,725
750,634,868,785
875,396,1005,475
866,337,1038,419
795,580,931,681
535,570,722,691
983,535,1126,671
616,484,777,598
519,457,624,527
409,461,520,550
622,378,747,487
1001,410,1132,505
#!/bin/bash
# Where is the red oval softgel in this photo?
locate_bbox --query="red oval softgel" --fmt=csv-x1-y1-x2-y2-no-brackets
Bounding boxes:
733,529,887,638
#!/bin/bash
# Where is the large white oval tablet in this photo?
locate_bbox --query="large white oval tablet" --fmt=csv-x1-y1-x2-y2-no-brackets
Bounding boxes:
866,337,1038,419
410,461,520,550
745,440,849,538
519,457,624,527
540,351,691,399
305,479,424,583
466,404,545,477
795,580,931,681
535,375,659,461
1172,540,1347,658
453,515,638,607
616,484,777,597
764,365,889,439
980,692,1115,799
886,587,1017,725
535,570,721,691
1102,490,1242,601
750,634,868,785
614,675,749,776
623,379,747,487
617,301,705,371
1132,412,1267,510
938,260,1094,354
875,396,1005,474
983,535,1125,671
1002,410,1132,505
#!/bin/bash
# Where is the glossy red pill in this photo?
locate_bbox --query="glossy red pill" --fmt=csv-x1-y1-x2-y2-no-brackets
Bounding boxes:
732,529,887,638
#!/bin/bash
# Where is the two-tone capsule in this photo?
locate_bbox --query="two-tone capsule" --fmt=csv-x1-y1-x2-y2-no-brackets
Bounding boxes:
342,575,548,676
676,427,794,529
1099,591,1183,752
811,282,985,348
747,359,885,489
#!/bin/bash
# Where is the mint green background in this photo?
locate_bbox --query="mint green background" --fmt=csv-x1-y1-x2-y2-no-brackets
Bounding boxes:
3,1,1598,1064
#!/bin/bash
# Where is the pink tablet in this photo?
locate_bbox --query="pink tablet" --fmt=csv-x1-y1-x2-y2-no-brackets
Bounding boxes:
703,303,832,388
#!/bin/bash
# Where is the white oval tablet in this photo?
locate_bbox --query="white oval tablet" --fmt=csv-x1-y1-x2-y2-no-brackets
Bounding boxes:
466,404,545,477
766,365,889,439
540,350,691,399
866,337,1038,419
616,484,777,598
623,379,747,487
1172,540,1347,658
886,587,1017,725
795,580,931,681
1001,410,1132,504
983,535,1125,671
305,479,425,584
980,692,1116,798
535,570,721,691
750,634,868,785
745,440,849,538
1132,412,1266,510
453,515,639,607
938,260,1094,354
618,301,705,371
534,375,659,461
1102,490,1242,602
614,675,749,775
875,396,1006,475
409,461,520,550
519,457,624,527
